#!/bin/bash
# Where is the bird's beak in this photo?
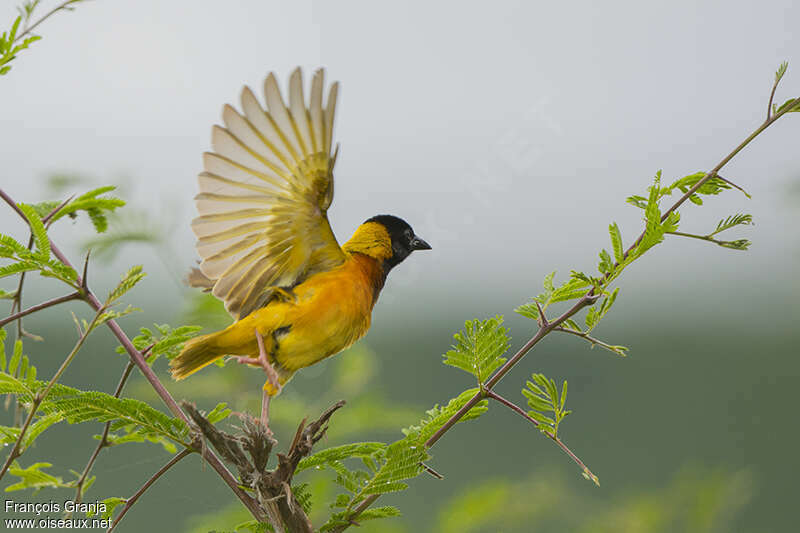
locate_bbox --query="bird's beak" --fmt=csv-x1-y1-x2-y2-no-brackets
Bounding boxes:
411,235,432,251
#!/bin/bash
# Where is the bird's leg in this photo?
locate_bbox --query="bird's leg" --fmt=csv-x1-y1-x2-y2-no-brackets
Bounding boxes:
253,329,282,429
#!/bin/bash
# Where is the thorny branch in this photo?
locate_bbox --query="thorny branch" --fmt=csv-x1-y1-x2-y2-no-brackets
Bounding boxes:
0,188,267,523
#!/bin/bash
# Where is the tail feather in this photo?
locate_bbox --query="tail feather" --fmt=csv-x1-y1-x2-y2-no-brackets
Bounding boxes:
170,332,223,380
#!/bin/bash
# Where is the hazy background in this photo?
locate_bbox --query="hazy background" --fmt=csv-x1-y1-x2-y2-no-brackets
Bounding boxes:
1,1,799,531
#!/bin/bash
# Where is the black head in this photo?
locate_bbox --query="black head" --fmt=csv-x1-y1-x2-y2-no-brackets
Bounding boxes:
365,214,431,270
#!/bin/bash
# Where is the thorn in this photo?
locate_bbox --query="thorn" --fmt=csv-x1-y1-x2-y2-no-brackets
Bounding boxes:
716,174,752,198
20,328,44,342
534,300,548,327
420,462,444,479
42,194,75,226
81,249,91,291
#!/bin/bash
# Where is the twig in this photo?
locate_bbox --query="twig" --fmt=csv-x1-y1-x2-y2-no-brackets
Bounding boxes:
107,449,192,533
0,291,81,328
553,326,627,356
484,390,597,485
14,0,82,44
665,230,749,250
0,187,267,523
716,174,751,198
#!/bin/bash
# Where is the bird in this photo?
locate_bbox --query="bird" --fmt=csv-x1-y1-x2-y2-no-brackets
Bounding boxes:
169,67,431,427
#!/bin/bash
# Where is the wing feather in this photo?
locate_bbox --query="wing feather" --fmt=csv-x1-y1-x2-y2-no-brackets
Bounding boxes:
193,68,346,319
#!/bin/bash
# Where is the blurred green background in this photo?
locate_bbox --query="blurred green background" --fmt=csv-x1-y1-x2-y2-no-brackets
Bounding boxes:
2,1,800,531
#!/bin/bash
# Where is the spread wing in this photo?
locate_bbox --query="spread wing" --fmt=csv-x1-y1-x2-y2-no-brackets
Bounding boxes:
191,67,346,320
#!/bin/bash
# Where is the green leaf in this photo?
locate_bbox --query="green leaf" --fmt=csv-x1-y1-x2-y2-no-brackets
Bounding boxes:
0,234,27,254
107,265,146,304
443,316,510,383
116,323,203,365
9,340,22,376
296,442,386,474
206,402,232,424
0,261,38,279
292,482,313,515
91,497,126,520
775,60,788,83
5,462,69,492
39,388,189,446
711,214,753,236
0,372,35,400
626,195,648,209
0,288,19,300
514,301,540,321
357,506,402,521
597,249,613,275
0,328,6,370
48,186,126,233
102,427,178,454
523,374,571,437
609,222,623,263
19,204,50,261
775,97,799,114
401,388,488,443
360,439,428,496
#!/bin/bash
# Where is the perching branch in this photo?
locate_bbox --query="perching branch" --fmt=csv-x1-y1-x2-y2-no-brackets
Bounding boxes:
183,400,346,533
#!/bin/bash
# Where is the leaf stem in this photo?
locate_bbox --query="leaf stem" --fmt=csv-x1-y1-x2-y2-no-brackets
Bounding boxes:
107,448,192,533
665,230,748,249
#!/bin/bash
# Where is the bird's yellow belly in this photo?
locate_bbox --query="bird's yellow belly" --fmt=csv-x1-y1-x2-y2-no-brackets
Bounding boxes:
239,259,377,373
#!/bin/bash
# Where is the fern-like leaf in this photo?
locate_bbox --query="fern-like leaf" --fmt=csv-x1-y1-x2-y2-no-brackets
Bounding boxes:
443,316,510,383
19,203,50,261
522,374,571,438
107,265,146,304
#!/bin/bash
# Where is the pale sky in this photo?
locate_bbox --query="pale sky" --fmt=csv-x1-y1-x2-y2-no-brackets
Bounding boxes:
2,0,798,308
